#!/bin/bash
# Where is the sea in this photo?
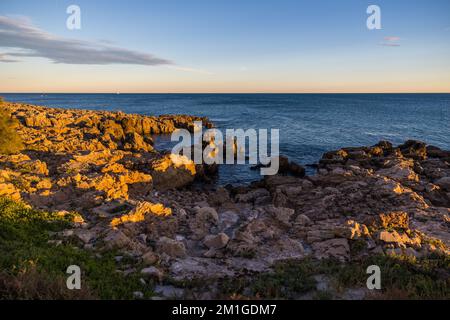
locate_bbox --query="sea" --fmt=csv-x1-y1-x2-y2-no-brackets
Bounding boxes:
2,93,449,185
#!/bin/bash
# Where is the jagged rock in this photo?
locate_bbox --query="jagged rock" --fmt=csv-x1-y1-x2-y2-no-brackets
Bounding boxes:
141,266,164,281
189,207,219,239
0,183,21,201
208,187,232,207
289,161,306,177
169,257,234,281
376,158,419,182
346,149,369,161
110,201,171,227
335,220,370,239
398,140,427,160
100,119,125,141
145,215,179,240
151,154,196,190
236,188,270,203
436,177,450,192
142,251,159,265
104,229,131,249
312,238,350,262
24,112,52,127
320,149,348,165
263,175,304,190
272,189,289,207
218,210,240,231
36,179,52,189
265,205,294,226
295,214,312,226
375,211,409,230
123,132,153,152
154,285,185,298
3,101,450,297
427,146,450,159
156,237,186,258
203,233,229,249
307,228,336,243
195,207,219,222
378,230,411,246
269,156,306,177
74,229,97,244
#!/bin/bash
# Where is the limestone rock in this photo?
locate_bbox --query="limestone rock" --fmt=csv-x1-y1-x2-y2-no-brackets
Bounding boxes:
235,188,270,203
141,251,159,265
151,154,196,190
156,237,186,258
436,177,450,192
189,207,219,239
312,238,350,262
203,233,229,249
376,211,409,230
378,230,411,246
104,230,131,249
123,132,153,152
295,214,312,226
266,205,295,226
141,266,164,281
110,201,171,227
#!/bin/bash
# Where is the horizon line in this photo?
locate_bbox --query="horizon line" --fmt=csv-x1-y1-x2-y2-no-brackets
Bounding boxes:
1,92,450,95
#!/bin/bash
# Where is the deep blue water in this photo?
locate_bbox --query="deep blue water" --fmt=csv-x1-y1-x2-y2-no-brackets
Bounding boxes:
2,93,450,185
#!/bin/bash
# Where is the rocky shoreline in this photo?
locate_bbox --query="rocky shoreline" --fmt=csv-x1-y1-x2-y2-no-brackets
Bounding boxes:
1,101,449,299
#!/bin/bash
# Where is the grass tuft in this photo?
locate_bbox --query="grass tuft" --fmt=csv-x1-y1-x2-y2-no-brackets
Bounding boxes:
0,197,154,299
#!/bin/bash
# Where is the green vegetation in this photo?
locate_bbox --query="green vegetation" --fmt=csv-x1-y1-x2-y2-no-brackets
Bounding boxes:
0,197,154,299
0,97,24,155
220,259,317,299
0,193,448,300
219,254,450,299
317,254,449,299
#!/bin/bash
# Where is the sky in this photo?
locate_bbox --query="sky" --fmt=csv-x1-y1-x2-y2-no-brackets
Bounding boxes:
0,0,450,93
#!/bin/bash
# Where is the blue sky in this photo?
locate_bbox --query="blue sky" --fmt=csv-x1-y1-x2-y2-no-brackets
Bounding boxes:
1,0,449,92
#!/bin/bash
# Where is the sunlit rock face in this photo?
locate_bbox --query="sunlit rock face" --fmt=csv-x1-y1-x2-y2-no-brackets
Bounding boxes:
8,102,211,153
150,154,197,191
111,201,172,227
0,102,213,212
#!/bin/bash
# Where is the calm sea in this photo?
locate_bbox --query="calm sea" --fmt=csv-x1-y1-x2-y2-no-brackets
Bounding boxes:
2,93,449,185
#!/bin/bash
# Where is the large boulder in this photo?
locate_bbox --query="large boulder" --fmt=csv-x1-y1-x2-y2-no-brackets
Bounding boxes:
189,207,219,240
100,119,124,141
123,132,153,152
435,177,450,192
203,233,229,249
151,154,196,190
312,238,350,262
156,237,187,258
398,140,427,160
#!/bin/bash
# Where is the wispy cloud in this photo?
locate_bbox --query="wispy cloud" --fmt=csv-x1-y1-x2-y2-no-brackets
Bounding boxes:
0,53,19,62
0,15,172,65
380,36,401,47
